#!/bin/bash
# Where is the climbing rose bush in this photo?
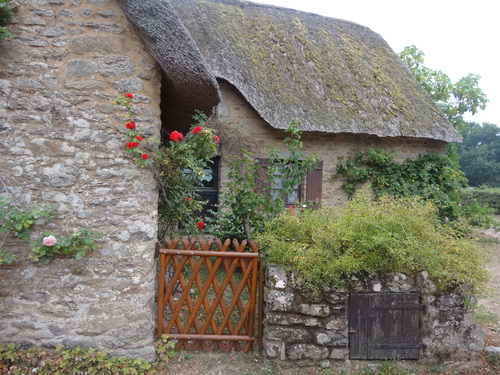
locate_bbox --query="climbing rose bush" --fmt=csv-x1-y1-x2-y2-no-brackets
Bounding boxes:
113,94,219,238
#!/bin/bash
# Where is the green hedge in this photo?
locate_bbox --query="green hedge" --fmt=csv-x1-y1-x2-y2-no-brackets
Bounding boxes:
462,187,500,215
256,188,488,295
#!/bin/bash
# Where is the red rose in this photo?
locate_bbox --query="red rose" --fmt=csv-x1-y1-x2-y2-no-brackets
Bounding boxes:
192,126,203,134
186,197,192,201
126,121,136,130
124,93,133,99
170,131,184,142
136,135,143,141
197,221,204,230
141,153,149,160
213,135,220,145
127,142,139,149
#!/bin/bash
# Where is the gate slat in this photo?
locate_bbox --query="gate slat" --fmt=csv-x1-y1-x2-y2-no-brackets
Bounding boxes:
157,236,261,352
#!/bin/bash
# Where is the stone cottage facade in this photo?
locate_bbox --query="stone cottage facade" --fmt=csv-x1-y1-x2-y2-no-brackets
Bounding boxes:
0,0,461,360
0,0,164,360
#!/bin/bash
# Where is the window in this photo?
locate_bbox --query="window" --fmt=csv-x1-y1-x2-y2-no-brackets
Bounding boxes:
271,167,301,205
256,158,323,206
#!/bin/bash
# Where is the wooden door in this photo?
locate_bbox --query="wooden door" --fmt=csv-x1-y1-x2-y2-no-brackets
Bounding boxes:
349,293,424,359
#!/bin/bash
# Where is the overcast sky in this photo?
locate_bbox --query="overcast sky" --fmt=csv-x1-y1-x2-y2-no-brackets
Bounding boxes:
247,0,499,126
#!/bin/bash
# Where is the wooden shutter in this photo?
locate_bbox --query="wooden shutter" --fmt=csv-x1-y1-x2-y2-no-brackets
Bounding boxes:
349,293,423,360
255,158,270,194
305,160,323,205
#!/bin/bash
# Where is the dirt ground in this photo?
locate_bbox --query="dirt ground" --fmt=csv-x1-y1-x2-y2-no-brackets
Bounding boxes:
163,230,500,375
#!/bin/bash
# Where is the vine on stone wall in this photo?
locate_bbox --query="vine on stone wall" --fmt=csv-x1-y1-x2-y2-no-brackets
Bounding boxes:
333,148,472,222
0,190,102,266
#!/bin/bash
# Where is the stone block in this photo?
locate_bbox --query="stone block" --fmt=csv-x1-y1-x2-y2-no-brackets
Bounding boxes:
263,340,285,359
44,24,67,37
41,164,79,187
265,312,321,327
21,36,49,47
314,330,348,346
296,303,329,317
265,290,294,312
111,78,143,92
98,9,118,18
87,0,109,5
85,22,123,34
67,59,98,77
99,56,134,77
267,265,288,289
287,343,329,360
64,80,103,90
329,348,349,359
265,327,310,342
32,9,55,17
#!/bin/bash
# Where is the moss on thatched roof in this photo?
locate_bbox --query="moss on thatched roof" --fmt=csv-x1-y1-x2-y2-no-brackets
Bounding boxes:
120,0,460,142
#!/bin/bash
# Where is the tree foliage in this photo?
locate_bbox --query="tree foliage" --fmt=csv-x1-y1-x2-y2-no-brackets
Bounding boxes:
458,122,500,187
0,0,14,40
208,119,319,240
399,45,488,131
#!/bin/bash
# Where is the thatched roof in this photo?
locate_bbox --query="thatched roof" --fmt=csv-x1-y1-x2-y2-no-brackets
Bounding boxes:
117,0,221,116
120,0,461,143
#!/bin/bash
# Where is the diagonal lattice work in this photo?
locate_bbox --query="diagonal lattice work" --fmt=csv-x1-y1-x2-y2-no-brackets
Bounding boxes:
157,236,263,353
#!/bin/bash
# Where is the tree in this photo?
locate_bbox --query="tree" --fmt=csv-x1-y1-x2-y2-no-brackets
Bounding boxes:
399,45,488,131
458,122,500,187
0,0,14,40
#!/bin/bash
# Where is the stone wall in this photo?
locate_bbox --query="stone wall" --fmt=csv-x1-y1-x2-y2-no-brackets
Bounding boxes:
0,0,162,360
264,265,483,369
216,81,449,206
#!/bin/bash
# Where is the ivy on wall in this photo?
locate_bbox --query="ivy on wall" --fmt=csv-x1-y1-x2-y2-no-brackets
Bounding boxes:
333,148,468,221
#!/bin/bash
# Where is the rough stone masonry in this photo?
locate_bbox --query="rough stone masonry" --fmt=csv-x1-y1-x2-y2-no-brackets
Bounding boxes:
0,0,162,360
264,265,484,370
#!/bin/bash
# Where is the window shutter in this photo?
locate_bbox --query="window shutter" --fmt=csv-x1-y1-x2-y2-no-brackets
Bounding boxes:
305,160,323,205
255,158,270,193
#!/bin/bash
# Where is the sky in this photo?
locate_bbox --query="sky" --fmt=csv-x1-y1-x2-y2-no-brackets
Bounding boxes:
247,0,499,126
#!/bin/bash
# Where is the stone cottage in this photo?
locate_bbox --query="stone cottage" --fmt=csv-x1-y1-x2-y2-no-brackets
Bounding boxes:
0,0,460,360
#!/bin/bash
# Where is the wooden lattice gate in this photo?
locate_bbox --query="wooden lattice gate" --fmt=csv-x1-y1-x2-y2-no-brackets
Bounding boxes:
156,236,263,352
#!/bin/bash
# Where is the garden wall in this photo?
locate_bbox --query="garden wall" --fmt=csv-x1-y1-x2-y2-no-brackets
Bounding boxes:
0,0,162,360
263,265,484,369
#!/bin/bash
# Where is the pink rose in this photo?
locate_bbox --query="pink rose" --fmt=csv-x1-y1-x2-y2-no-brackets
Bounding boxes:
42,235,57,247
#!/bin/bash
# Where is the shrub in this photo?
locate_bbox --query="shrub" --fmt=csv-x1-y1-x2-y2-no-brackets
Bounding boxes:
0,336,175,374
256,188,488,295
462,186,500,215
